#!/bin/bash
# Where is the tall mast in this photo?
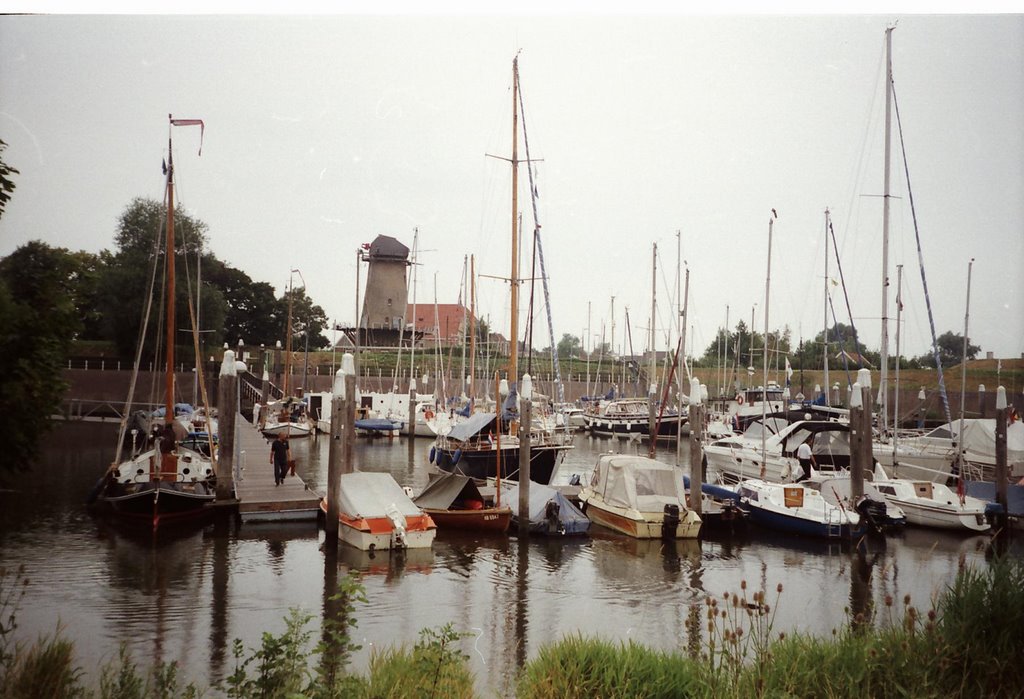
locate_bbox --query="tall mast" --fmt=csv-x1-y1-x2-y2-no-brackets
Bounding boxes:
761,211,775,473
509,56,520,381
823,207,831,406
284,272,294,397
460,254,468,397
163,114,204,426
880,26,894,433
893,263,903,465
469,254,477,408
649,242,657,393
164,136,176,425
958,258,975,476
409,228,418,389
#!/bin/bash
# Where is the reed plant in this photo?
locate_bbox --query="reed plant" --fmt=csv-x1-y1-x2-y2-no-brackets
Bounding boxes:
4,556,1023,698
517,634,701,699
517,557,1024,699
364,624,474,699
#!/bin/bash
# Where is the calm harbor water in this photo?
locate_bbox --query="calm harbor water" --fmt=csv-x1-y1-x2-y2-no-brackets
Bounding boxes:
1,421,1019,696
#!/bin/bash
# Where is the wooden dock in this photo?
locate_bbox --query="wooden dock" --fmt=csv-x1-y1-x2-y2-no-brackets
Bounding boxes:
233,414,322,521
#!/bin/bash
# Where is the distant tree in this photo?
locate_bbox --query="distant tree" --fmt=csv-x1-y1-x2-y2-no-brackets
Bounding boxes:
99,198,226,361
556,333,582,359
0,139,18,220
699,320,763,367
200,258,282,347
282,286,329,350
0,241,84,473
915,331,980,368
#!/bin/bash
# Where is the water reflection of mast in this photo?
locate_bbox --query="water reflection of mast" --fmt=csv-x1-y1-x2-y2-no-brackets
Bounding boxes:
321,543,342,683
514,537,529,672
849,545,877,633
209,517,231,676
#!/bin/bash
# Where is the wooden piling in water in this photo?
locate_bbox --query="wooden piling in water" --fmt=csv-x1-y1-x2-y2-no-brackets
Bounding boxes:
216,351,236,501
519,374,533,535
326,368,344,542
995,386,1009,528
688,378,703,516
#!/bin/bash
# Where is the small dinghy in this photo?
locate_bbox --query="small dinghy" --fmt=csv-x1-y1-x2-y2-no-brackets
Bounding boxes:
578,454,701,539
413,473,511,533
499,481,590,536
321,472,437,551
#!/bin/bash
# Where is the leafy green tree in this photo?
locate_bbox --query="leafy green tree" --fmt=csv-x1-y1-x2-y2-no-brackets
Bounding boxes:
915,331,980,368
200,258,282,347
699,320,763,367
99,198,226,362
0,241,85,472
0,139,18,220
555,333,582,359
282,286,330,350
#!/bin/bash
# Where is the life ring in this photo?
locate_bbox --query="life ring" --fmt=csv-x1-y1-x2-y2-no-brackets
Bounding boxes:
428,446,436,464
452,449,462,466
736,394,745,405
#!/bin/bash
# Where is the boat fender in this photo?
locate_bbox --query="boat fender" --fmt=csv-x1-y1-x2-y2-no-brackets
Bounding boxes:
429,446,436,464
780,461,792,480
452,449,462,466
736,394,744,405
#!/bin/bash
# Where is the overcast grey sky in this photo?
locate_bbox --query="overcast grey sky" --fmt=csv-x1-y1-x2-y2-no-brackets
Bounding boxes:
2,13,1021,365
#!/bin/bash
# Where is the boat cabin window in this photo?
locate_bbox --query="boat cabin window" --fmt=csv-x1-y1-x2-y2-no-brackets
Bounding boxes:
876,485,897,496
634,468,681,498
924,427,953,439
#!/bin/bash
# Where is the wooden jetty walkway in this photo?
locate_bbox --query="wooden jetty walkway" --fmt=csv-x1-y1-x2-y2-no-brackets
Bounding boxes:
232,414,322,522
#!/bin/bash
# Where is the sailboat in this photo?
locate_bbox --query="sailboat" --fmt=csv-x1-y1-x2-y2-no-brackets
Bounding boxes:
260,271,314,438
90,116,216,527
431,55,572,485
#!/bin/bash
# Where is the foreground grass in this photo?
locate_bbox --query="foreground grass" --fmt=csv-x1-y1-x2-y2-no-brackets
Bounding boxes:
3,558,1022,698
518,557,1024,699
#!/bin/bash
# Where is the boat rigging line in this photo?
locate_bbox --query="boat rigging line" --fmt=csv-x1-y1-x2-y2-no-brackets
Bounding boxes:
891,79,952,427
516,63,565,405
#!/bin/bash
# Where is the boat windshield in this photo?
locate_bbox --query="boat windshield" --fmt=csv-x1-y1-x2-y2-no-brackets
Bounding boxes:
743,418,788,440
784,427,851,459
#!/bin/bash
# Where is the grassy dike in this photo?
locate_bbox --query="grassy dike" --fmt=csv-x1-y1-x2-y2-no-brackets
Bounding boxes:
2,559,1022,698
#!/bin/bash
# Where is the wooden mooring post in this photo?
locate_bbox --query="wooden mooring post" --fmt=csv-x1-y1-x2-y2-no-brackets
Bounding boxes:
688,378,703,516
848,368,872,499
215,350,237,501
518,374,533,536
994,386,1009,529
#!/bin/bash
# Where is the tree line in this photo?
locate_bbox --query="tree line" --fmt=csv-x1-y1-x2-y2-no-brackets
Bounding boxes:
547,320,978,372
0,141,330,471
4,197,332,363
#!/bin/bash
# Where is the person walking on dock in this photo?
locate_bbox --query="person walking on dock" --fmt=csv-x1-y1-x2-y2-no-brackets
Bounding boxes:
270,433,290,486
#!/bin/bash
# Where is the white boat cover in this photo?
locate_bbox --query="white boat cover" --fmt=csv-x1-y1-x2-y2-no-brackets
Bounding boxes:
924,419,1024,467
338,472,422,518
591,454,686,511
